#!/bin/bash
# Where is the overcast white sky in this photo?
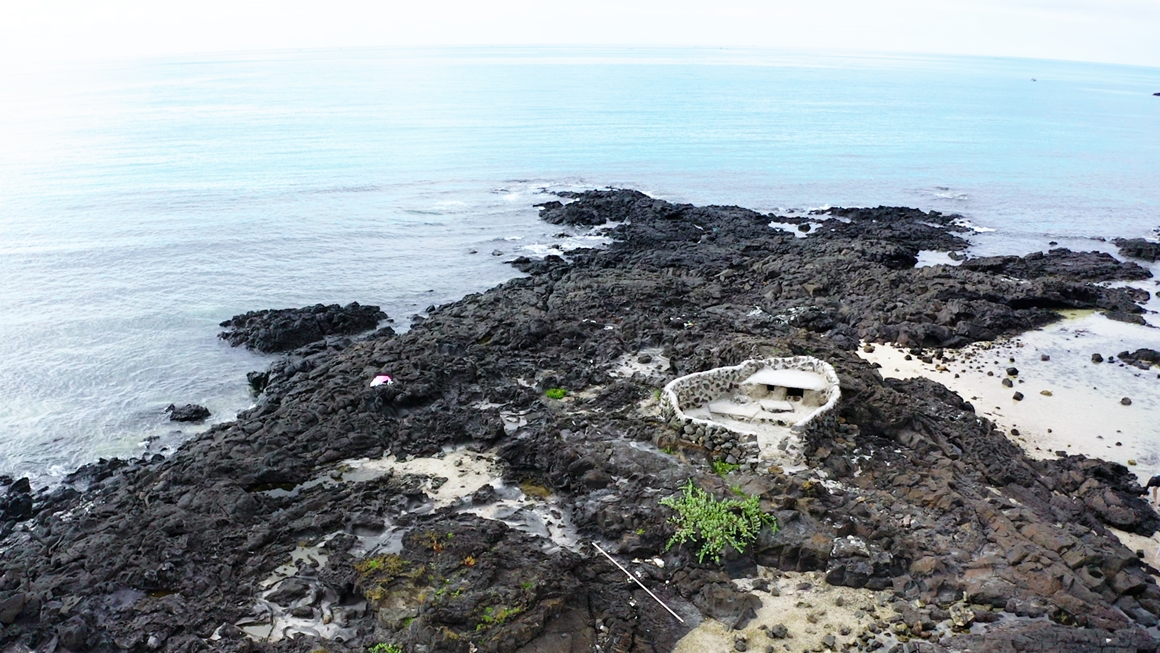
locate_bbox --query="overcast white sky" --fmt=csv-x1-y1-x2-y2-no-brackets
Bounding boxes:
2,0,1159,68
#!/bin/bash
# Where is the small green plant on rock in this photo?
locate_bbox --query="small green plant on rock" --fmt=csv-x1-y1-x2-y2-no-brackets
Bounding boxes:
354,554,407,577
545,388,568,400
369,644,402,653
660,480,777,563
475,605,522,630
712,459,740,476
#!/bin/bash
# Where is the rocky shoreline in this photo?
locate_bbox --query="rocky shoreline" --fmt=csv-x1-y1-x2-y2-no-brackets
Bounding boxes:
3,189,1160,653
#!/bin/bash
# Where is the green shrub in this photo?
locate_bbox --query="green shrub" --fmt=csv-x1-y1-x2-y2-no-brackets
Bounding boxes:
660,480,777,563
712,459,740,476
369,644,402,653
545,388,567,400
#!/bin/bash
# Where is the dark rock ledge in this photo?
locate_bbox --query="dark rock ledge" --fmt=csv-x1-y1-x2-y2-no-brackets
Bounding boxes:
2,190,1158,653
218,302,388,353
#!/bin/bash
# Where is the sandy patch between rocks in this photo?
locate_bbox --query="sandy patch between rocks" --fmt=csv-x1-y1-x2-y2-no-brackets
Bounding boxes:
673,570,896,653
1110,527,1160,580
341,449,500,506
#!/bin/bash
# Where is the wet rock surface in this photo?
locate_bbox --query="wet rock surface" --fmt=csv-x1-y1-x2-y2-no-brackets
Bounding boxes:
165,403,211,422
1115,238,1160,263
218,302,388,353
3,190,1159,653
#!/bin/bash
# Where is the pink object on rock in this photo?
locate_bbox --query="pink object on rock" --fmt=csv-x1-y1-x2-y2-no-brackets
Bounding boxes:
370,374,393,387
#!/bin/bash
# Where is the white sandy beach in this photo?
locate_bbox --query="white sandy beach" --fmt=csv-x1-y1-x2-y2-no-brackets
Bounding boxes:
857,313,1160,478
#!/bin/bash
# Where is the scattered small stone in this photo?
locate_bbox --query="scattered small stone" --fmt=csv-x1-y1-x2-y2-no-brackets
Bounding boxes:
637,353,653,364
1128,459,1137,465
1001,378,1013,388
492,249,504,256
1040,390,1052,396
1010,428,1020,436
863,344,875,353
1121,397,1132,406
797,582,813,591
1040,354,1050,361
987,371,994,376
1012,392,1024,401
904,354,912,361
1092,353,1104,363
1116,442,1123,446
1006,367,1018,376
822,633,836,649
768,624,789,639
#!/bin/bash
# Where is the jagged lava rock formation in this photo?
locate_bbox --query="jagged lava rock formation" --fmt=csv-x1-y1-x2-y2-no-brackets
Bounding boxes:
1,190,1158,653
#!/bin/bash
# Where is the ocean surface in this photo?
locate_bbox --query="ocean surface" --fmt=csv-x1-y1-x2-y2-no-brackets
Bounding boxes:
2,47,1159,483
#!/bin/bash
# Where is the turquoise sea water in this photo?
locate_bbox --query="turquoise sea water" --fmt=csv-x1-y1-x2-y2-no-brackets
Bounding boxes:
1,47,1158,481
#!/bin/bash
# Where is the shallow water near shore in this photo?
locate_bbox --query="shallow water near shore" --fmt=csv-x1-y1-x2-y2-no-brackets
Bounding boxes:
1,47,1159,481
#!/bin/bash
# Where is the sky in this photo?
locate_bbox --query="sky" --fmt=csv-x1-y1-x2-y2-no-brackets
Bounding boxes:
2,0,1159,68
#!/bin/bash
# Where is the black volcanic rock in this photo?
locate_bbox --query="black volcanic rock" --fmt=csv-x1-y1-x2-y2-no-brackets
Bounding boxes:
164,403,210,422
1114,238,1160,262
218,301,386,353
960,248,1152,282
4,190,1160,653
1119,348,1160,369
0,478,32,523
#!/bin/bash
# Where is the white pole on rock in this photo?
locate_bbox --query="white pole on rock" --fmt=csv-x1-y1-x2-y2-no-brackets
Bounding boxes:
591,542,685,623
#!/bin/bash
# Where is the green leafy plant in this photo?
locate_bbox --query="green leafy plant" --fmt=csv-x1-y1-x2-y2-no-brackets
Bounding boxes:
660,480,777,563
712,460,740,476
475,605,522,630
545,388,568,400
369,644,402,653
